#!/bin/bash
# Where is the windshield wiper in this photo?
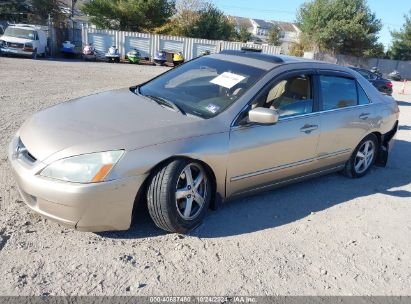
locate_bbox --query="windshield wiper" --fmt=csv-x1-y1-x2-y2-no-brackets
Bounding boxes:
144,95,186,115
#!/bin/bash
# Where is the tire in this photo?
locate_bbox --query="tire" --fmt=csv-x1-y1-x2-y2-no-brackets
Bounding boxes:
147,159,212,233
343,134,378,178
31,49,37,60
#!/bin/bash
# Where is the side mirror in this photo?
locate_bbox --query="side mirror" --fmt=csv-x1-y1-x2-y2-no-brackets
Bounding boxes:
248,107,279,125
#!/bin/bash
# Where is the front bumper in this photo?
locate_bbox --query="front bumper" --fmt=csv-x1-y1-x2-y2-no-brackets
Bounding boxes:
8,137,147,232
1,47,33,57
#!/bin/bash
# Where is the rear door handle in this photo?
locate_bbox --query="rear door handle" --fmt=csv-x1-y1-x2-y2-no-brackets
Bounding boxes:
300,124,318,134
359,113,370,120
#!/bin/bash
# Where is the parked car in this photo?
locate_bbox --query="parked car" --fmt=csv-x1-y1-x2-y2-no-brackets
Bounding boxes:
387,70,402,81
349,67,393,95
0,24,47,59
9,50,399,233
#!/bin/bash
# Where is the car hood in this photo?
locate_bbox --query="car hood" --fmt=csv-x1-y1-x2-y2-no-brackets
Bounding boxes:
19,89,225,162
1,35,33,44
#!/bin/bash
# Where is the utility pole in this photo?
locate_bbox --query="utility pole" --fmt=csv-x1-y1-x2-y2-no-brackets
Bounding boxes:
48,13,53,57
71,0,78,42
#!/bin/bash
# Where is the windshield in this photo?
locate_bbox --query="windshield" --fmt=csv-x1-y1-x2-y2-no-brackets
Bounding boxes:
4,27,36,40
139,56,266,118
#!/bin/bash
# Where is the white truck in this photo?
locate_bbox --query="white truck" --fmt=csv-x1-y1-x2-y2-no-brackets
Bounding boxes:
0,24,47,59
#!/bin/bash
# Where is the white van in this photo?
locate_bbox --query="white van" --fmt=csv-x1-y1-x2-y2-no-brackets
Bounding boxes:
0,24,47,59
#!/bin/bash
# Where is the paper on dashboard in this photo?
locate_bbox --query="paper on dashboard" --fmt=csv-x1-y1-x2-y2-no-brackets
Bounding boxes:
210,72,246,89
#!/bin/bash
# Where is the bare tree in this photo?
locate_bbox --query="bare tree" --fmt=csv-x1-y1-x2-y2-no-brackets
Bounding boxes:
174,0,206,31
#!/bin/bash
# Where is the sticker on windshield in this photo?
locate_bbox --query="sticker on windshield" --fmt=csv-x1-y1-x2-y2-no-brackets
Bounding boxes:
210,72,246,89
206,103,220,114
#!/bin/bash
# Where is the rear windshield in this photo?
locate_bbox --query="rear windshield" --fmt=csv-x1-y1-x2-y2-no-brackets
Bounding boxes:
4,27,36,40
139,56,266,118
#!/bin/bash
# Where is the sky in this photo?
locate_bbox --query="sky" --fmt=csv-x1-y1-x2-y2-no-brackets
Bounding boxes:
212,0,410,49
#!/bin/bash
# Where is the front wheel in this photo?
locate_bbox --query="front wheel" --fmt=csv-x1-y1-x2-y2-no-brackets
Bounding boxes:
147,159,211,233
343,134,378,178
31,49,37,60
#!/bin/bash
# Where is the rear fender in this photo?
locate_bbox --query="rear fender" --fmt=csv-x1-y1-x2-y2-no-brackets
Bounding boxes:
376,121,398,167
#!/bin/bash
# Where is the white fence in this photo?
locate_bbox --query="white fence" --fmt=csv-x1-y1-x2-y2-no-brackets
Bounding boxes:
81,27,282,61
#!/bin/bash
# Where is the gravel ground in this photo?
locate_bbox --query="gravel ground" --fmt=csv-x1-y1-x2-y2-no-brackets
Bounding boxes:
0,57,410,296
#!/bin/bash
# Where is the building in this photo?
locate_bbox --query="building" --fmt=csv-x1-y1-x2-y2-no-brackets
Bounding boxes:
230,16,301,54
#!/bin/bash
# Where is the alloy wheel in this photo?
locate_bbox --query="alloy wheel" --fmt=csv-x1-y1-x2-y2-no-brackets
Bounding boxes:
175,163,207,220
354,140,375,174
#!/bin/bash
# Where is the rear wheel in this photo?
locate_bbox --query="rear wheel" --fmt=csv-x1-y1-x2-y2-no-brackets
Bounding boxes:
147,159,211,233
343,134,378,178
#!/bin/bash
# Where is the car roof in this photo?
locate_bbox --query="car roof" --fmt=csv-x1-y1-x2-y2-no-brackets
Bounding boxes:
212,50,354,74
7,24,40,30
219,49,308,64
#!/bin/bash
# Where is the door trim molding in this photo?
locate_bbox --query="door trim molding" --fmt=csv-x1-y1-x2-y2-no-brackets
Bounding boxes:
230,164,346,197
230,148,350,182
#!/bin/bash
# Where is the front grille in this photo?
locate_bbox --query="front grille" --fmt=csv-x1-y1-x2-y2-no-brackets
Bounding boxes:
6,42,24,49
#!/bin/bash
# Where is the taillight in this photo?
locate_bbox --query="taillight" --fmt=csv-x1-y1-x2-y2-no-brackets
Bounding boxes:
387,82,393,88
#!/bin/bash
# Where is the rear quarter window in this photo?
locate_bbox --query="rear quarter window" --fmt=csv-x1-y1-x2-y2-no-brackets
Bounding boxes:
357,83,370,105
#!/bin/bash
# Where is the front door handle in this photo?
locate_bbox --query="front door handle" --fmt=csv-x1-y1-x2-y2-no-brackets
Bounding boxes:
300,124,318,134
359,113,370,120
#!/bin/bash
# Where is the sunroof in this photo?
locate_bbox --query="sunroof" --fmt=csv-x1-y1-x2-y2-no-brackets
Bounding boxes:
219,50,284,63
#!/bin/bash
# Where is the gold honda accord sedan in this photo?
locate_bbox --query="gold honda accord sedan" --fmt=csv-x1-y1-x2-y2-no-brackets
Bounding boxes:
9,50,399,233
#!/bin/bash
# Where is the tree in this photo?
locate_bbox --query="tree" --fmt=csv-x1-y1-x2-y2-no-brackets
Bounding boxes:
0,0,30,23
153,0,204,35
30,0,65,24
267,25,281,46
0,0,66,24
174,0,205,34
185,3,235,40
289,42,304,57
82,0,175,32
297,0,382,57
153,0,236,40
388,11,411,61
237,25,251,42
363,42,385,58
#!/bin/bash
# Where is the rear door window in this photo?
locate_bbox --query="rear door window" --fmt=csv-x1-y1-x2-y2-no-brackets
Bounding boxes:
319,76,357,110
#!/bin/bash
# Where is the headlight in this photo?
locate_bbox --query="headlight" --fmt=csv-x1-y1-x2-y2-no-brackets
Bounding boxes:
40,150,124,183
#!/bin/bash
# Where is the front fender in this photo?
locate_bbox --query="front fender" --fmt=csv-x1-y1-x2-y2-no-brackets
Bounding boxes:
110,131,230,198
